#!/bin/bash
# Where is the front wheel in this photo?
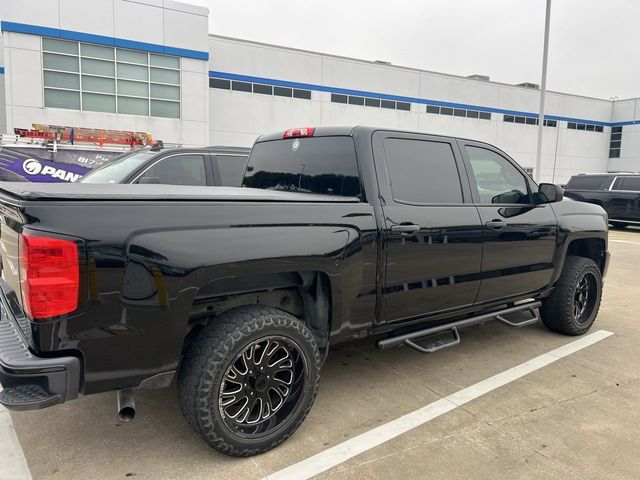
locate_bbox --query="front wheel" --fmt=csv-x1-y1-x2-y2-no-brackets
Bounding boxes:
540,256,602,335
178,305,322,456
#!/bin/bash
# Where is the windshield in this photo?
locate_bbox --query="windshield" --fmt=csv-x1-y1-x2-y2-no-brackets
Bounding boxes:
79,150,156,183
242,137,361,197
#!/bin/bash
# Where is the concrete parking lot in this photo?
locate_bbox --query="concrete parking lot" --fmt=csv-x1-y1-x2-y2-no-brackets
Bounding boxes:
4,228,640,480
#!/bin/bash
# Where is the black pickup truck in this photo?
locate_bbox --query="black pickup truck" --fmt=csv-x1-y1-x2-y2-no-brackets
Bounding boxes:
564,173,640,229
0,126,609,456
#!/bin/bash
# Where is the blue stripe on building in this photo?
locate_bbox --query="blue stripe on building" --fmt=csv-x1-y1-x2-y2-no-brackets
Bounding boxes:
210,70,633,128
0,67,4,74
1,21,208,60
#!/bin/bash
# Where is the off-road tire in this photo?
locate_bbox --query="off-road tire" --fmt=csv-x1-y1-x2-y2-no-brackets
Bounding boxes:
541,256,602,335
178,305,322,456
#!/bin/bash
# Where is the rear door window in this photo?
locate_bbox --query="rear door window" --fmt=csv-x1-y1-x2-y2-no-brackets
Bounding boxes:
382,138,463,204
138,154,207,186
243,137,361,197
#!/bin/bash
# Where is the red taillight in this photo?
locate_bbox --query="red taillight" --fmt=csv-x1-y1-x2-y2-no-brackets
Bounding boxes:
283,127,315,139
19,234,79,319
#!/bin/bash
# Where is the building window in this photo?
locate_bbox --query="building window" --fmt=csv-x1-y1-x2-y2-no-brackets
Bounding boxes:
330,93,411,111
293,89,312,100
253,83,273,95
210,76,312,101
210,78,230,90
231,81,252,92
610,126,622,158
566,121,603,132
274,86,293,97
331,93,347,104
42,37,180,118
503,115,557,127
426,104,491,121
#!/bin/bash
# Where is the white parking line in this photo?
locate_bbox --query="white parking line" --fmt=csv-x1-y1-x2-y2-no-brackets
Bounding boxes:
0,389,32,480
264,330,614,480
610,239,640,245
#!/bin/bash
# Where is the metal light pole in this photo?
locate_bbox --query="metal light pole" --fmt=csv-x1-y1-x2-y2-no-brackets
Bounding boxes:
535,0,552,182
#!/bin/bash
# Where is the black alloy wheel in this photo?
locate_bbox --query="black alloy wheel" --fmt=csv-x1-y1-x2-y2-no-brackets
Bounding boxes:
218,335,307,438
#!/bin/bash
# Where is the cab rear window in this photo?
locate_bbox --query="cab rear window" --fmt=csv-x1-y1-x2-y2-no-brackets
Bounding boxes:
243,137,361,197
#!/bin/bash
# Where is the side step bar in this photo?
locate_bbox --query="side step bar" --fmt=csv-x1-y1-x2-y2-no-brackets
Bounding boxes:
376,301,542,353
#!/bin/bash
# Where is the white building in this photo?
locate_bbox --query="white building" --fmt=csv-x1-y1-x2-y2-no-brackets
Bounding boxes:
0,0,637,183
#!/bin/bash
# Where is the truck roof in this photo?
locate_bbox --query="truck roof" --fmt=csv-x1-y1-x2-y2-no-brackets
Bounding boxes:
0,182,359,203
254,125,488,146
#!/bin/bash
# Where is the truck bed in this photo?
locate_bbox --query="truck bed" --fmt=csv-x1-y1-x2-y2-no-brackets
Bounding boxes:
0,182,360,203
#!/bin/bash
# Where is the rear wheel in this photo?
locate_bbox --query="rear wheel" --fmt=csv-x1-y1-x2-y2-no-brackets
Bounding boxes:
540,256,602,335
178,305,321,456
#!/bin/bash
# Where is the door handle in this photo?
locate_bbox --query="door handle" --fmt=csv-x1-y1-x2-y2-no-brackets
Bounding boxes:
391,223,421,238
485,220,507,230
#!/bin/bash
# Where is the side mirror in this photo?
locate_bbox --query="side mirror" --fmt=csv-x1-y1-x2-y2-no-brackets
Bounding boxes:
538,183,563,203
138,177,160,184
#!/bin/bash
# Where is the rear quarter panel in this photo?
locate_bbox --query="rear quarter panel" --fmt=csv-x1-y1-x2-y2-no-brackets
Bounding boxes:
19,200,377,393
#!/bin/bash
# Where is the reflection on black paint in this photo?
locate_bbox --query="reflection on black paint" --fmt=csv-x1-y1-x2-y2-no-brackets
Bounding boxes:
383,262,553,294
244,171,360,197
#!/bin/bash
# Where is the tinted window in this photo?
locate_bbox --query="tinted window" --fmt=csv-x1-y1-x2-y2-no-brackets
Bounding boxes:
138,154,207,186
210,78,230,90
215,155,249,187
383,138,463,204
365,98,381,107
427,105,440,114
274,86,293,97
466,110,479,119
253,83,272,95
331,93,347,104
231,81,252,92
619,177,640,191
243,137,361,197
293,89,311,100
466,146,530,204
454,108,466,117
565,175,612,190
396,102,411,111
348,96,364,105
440,107,453,115
381,100,395,109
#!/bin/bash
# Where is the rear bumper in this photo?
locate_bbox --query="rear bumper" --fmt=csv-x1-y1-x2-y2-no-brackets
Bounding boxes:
0,286,80,411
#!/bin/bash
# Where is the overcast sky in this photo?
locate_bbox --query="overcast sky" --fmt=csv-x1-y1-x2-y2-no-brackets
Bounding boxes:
189,0,639,100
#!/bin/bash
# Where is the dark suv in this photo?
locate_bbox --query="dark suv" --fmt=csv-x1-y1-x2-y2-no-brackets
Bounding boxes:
564,173,640,228
79,145,250,186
